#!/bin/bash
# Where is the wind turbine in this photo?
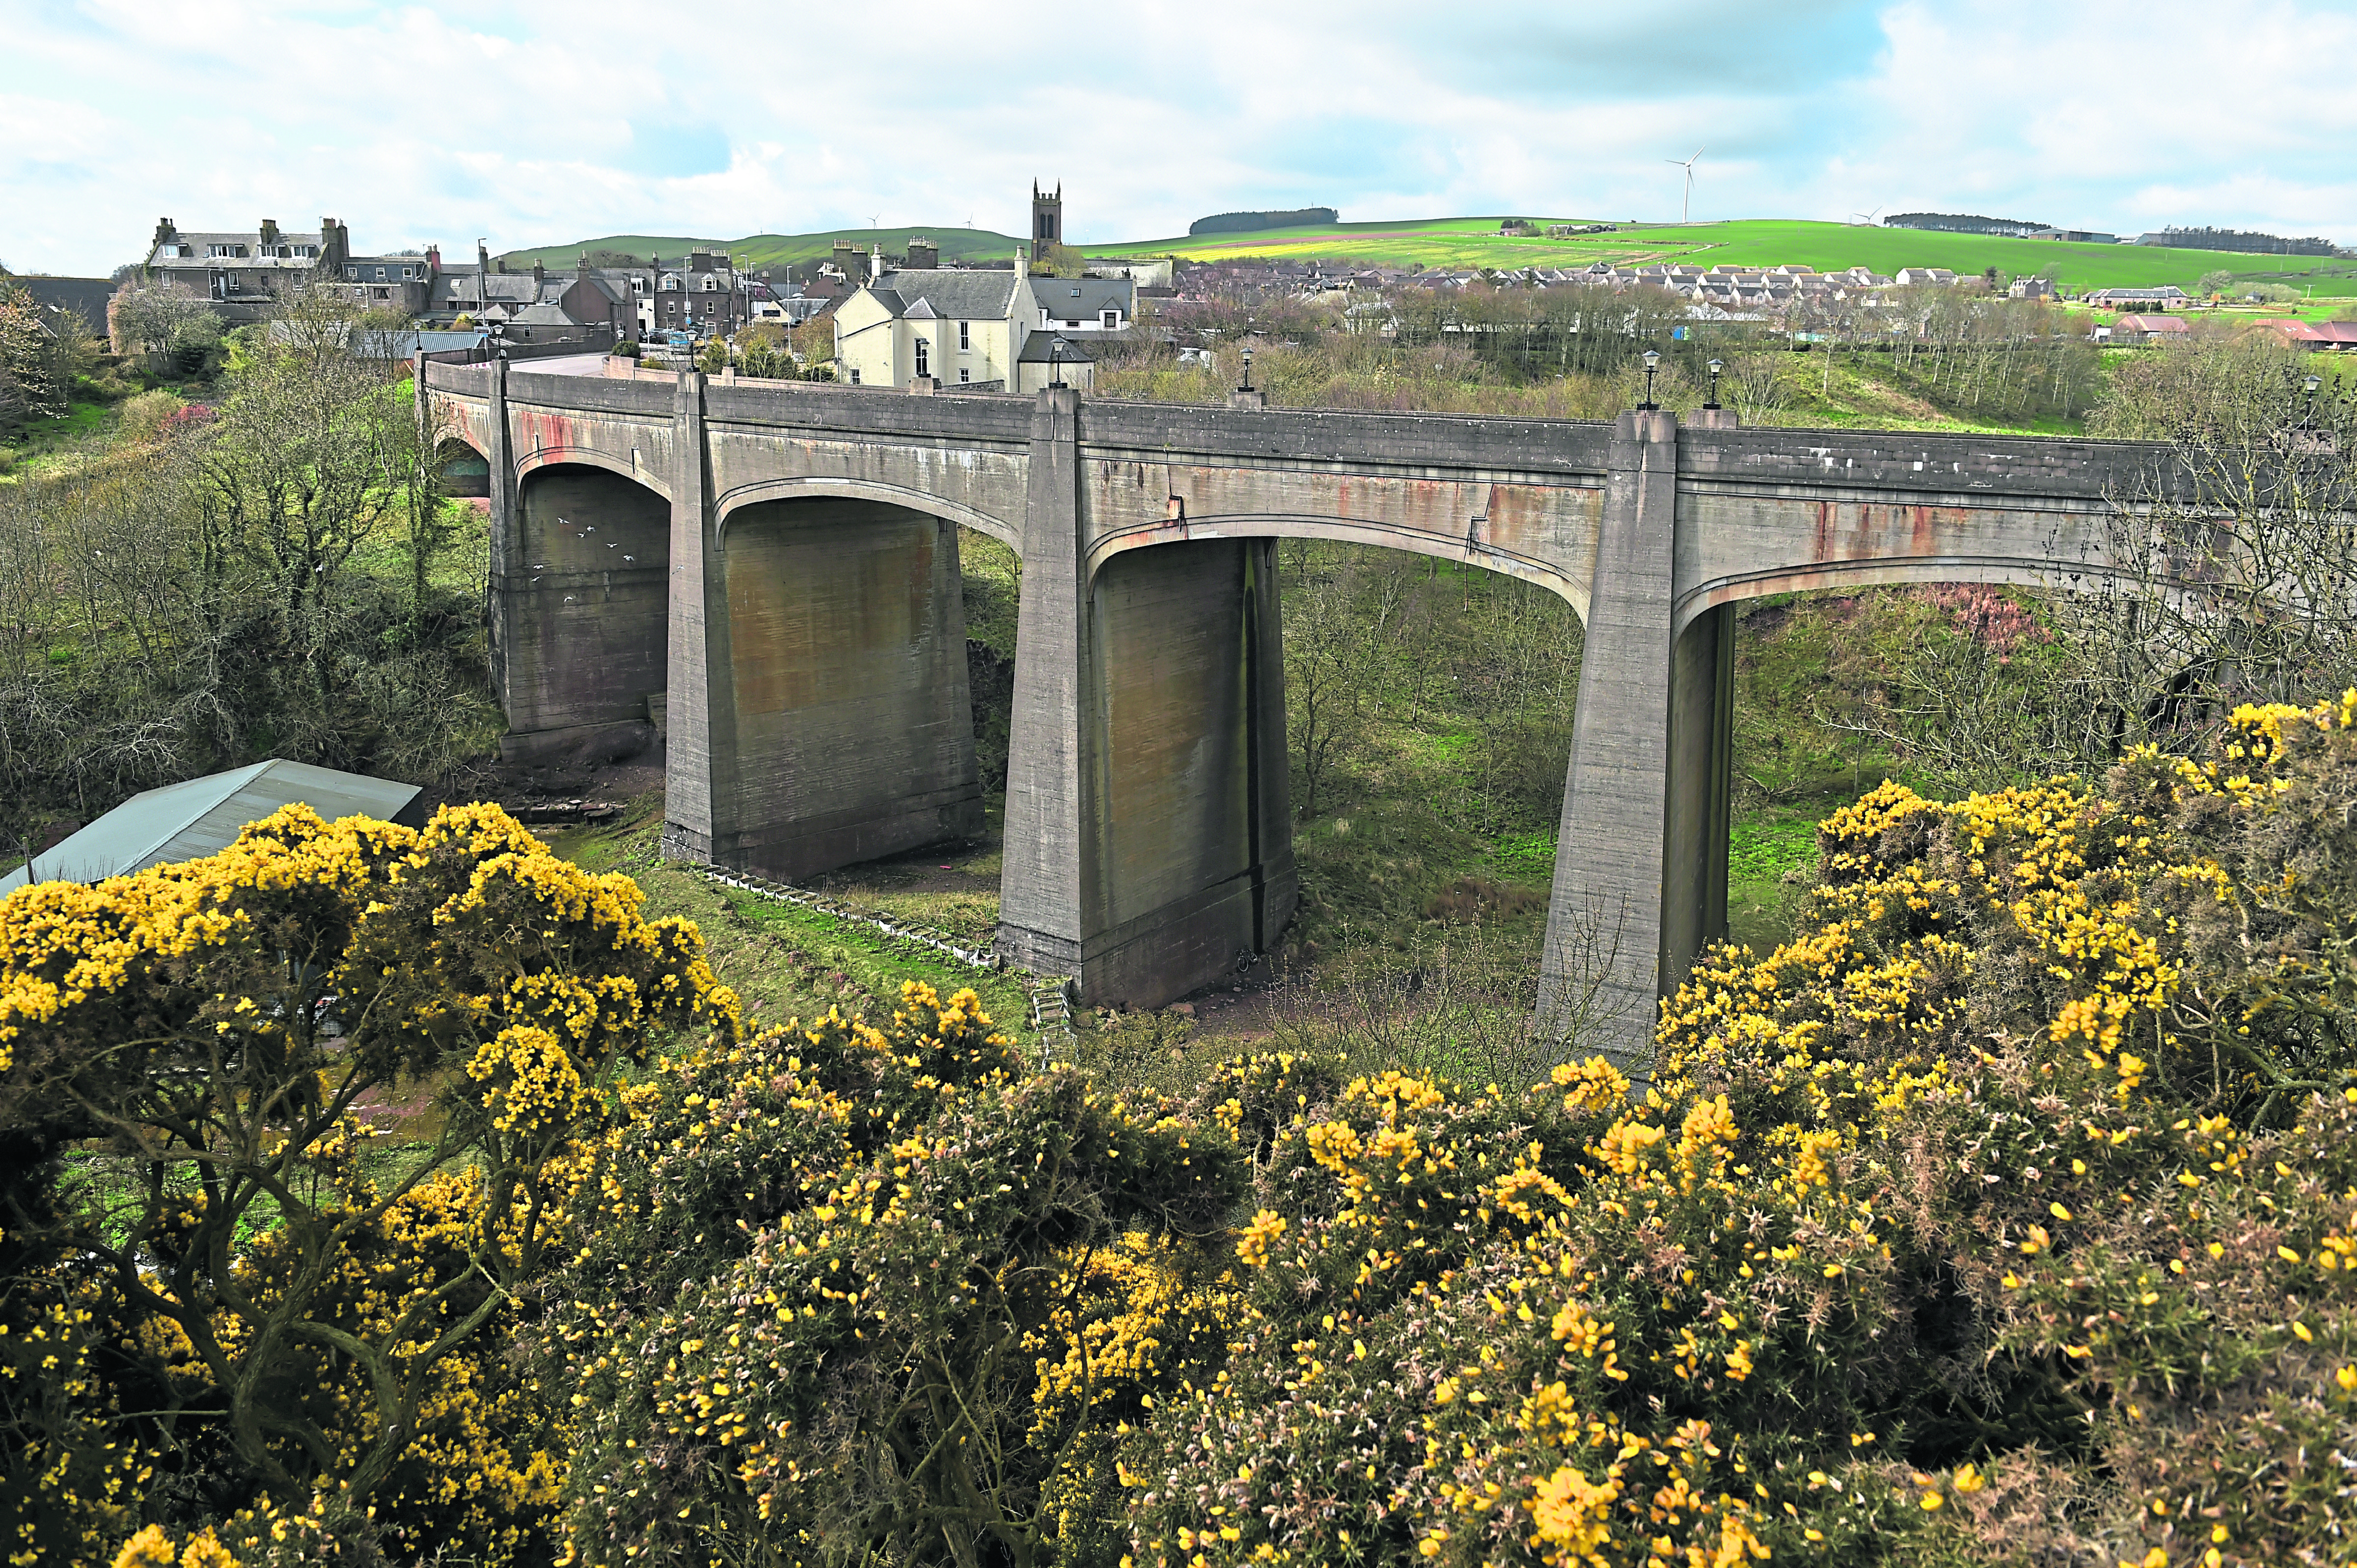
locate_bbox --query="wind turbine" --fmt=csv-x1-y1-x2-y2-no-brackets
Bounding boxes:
1850,206,1884,227
1666,148,1703,224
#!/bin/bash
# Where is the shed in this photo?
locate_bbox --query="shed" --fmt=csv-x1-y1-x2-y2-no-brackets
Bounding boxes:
0,760,427,895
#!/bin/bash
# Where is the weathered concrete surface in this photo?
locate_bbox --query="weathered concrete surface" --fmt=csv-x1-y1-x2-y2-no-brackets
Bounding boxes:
498,467,669,752
1084,537,1293,1006
1672,428,2173,634
996,388,1089,978
716,497,983,877
1541,411,1681,1063
424,362,2189,1055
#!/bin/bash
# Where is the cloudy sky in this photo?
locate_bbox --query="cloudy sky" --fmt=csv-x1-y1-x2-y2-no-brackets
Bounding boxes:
3,0,2352,275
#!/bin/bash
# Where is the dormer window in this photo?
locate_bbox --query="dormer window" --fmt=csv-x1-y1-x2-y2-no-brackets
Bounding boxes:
346,267,359,280
1101,310,1118,329
702,276,717,292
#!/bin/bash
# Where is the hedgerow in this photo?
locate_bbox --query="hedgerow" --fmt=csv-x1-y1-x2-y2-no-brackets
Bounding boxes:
21,696,2357,1567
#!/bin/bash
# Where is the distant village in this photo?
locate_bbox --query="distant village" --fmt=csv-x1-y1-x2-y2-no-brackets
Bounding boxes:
15,185,2355,386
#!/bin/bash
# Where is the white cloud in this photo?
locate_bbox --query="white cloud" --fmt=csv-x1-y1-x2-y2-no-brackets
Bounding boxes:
0,0,2348,275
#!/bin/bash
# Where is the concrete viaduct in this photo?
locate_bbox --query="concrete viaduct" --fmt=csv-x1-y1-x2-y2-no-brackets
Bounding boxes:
422,358,2175,1063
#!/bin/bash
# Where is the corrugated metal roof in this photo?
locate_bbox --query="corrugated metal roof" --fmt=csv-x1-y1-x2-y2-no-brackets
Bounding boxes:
0,760,422,895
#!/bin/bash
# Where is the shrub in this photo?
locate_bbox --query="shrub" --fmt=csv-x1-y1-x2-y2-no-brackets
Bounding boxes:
58,695,2357,1568
0,803,738,1565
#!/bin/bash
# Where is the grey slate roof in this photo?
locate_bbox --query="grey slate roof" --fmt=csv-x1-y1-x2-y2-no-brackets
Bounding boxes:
1017,332,1096,364
1030,276,1135,324
149,231,327,268
0,760,425,896
866,269,1023,322
9,277,114,327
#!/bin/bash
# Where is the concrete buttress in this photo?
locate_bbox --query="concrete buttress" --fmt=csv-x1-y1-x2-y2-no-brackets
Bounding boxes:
1540,409,1699,1070
996,388,1090,976
662,370,737,862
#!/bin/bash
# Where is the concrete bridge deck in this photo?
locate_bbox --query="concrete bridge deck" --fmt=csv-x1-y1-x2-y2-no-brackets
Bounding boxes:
425,358,2175,1064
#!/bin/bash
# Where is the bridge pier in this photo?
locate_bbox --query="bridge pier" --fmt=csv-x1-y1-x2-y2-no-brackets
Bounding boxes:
663,371,984,876
997,389,1294,1007
1540,410,1732,1072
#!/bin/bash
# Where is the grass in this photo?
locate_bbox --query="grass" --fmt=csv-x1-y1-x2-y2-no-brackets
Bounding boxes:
501,215,2352,297
496,226,1024,273
544,792,1038,1044
0,398,115,480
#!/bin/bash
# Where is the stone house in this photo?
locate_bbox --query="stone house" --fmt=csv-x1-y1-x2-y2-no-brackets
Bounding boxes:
144,216,351,322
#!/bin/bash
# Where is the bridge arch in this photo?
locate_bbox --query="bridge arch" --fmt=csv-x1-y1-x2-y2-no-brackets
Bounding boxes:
435,435,492,499
715,477,1018,556
514,444,675,505
689,492,986,878
1086,512,1591,624
494,461,672,755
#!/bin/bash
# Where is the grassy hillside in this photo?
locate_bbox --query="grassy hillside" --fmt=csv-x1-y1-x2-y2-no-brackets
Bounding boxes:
495,225,1022,272
505,215,2356,298
1095,216,2357,295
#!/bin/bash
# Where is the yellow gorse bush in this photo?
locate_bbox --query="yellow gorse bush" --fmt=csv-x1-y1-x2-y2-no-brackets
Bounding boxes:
1,802,736,1568
40,691,2357,1568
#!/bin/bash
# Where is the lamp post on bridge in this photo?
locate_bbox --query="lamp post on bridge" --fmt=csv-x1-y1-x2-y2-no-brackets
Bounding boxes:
1638,348,1661,411
1705,358,1724,410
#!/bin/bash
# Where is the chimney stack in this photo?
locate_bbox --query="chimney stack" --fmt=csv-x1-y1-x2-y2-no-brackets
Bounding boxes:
1014,244,1029,280
905,238,938,270
153,217,177,248
532,259,545,291
259,218,279,247
477,239,490,273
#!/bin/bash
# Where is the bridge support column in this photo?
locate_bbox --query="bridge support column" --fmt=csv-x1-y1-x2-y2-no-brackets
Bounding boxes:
662,370,738,863
998,391,1294,1008
996,389,1091,977
1540,408,1729,1072
484,355,517,707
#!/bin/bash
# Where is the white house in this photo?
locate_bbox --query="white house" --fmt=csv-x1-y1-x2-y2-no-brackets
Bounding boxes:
833,248,1135,391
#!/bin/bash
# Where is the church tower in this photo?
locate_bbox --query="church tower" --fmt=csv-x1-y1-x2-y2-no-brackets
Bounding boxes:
1031,181,1063,247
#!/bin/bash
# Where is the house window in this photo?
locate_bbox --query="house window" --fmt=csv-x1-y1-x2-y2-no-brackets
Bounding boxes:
849,368,861,384
1101,310,1118,329
958,320,970,351
347,267,359,280
915,336,930,377
702,276,717,292
959,367,970,383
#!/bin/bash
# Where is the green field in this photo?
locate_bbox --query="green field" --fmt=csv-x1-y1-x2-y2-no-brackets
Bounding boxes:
497,225,1023,272
503,215,2357,297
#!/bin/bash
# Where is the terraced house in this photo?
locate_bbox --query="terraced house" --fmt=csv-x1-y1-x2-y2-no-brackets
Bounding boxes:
144,216,352,322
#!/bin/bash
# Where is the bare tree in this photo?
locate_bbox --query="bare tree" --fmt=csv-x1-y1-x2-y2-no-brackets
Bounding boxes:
1857,339,2357,790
